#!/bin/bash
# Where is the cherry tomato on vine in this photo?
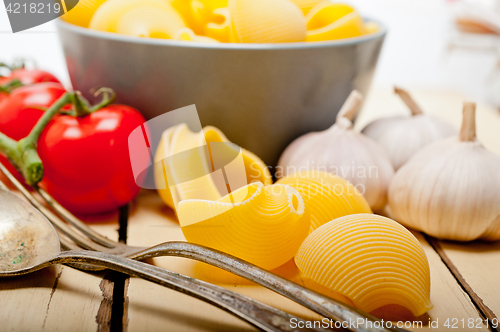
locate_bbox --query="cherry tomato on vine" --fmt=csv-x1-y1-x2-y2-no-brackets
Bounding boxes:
0,68,60,86
0,68,61,102
0,83,145,215
0,82,67,181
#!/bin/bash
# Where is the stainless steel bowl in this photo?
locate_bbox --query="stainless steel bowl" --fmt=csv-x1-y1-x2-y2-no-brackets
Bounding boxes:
57,19,386,166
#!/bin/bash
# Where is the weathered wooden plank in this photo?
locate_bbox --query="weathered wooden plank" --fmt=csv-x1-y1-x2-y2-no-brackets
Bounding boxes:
121,87,498,331
123,189,486,331
358,87,500,330
436,239,500,325
0,262,111,332
0,178,121,332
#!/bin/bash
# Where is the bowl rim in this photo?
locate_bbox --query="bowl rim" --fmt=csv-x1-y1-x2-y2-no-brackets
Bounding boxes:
56,17,386,50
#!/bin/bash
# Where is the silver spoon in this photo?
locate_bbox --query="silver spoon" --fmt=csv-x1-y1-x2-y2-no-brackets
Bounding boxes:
0,188,331,332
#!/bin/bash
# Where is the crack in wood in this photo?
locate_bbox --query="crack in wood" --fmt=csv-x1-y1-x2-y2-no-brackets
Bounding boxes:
123,278,130,331
425,234,499,332
96,272,115,332
42,268,63,329
95,204,131,332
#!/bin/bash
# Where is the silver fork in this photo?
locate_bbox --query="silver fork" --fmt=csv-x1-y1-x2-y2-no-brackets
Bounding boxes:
0,162,402,332
0,181,332,332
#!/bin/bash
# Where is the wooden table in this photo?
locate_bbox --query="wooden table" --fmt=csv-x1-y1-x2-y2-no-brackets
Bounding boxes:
1,88,499,332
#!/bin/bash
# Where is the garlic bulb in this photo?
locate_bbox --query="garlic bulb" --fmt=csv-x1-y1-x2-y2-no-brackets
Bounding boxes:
277,91,394,212
389,102,500,241
362,87,457,170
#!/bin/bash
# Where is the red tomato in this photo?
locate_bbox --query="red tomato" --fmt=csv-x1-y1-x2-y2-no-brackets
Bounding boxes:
1,68,60,85
37,104,146,215
0,82,67,180
0,69,60,102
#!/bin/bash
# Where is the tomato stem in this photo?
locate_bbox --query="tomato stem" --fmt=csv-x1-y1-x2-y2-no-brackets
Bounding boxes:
0,79,23,94
0,133,16,155
71,89,115,117
0,92,73,186
90,88,116,112
23,92,74,149
73,91,92,117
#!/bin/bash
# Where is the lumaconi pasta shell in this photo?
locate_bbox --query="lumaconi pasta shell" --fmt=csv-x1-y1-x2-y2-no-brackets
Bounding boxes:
89,0,186,39
289,0,323,15
295,214,433,317
205,7,232,42
230,0,306,43
191,0,229,34
305,2,366,41
170,0,228,34
276,170,372,232
170,0,198,32
154,124,272,210
62,0,107,28
179,182,311,270
176,27,220,42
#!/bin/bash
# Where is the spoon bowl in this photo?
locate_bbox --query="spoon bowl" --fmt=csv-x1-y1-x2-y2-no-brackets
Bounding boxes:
0,188,324,332
0,190,60,273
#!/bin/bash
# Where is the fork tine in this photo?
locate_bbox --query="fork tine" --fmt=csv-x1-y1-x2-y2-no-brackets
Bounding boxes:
58,232,110,272
58,231,82,251
35,186,118,248
0,163,113,251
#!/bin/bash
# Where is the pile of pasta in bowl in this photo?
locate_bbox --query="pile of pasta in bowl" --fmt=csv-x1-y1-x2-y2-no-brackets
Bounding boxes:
63,0,380,43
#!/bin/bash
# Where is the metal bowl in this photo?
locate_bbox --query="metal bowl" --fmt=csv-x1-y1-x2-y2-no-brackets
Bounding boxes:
56,19,386,166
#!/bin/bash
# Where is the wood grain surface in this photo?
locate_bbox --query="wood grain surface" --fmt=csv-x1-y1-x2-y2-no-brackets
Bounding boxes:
0,210,120,332
1,87,499,332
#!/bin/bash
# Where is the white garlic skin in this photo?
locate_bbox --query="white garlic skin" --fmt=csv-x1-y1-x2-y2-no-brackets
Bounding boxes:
278,118,395,212
389,138,500,241
362,114,457,170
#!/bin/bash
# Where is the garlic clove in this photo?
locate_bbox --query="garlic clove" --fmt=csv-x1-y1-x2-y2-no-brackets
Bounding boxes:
389,102,500,241
278,91,395,212
362,88,457,170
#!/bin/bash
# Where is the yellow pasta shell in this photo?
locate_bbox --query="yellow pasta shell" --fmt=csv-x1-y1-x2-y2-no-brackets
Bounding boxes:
170,0,228,34
205,7,232,42
289,0,323,15
295,214,433,317
89,0,186,39
175,27,220,43
170,0,197,29
179,182,311,270
276,171,372,232
305,2,366,41
154,124,272,210
62,0,107,28
230,0,306,43
192,0,229,33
